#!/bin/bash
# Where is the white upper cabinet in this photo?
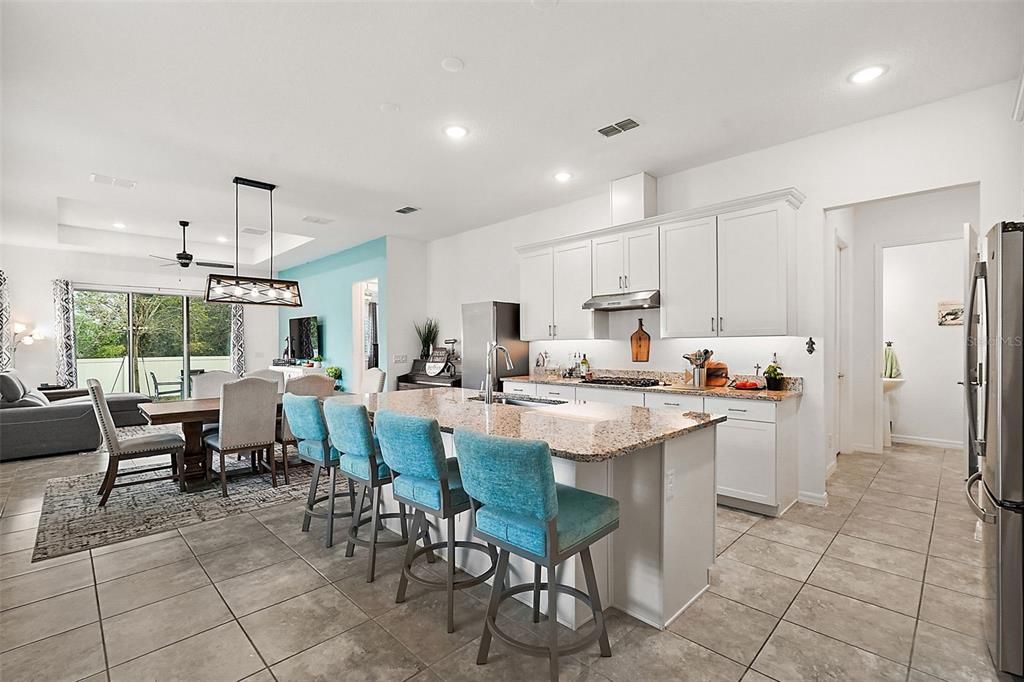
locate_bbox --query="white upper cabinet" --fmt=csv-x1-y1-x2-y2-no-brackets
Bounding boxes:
552,241,596,339
716,205,789,336
660,217,719,338
623,226,660,292
591,227,660,295
519,249,554,341
592,235,625,296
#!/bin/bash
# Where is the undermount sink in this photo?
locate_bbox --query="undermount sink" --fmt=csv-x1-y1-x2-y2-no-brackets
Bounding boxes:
882,377,905,393
468,394,568,407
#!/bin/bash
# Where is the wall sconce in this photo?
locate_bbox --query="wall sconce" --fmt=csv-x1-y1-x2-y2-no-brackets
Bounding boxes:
12,322,44,353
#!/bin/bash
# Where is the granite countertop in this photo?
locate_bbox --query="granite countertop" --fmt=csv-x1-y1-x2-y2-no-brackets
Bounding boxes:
326,388,725,463
503,374,802,402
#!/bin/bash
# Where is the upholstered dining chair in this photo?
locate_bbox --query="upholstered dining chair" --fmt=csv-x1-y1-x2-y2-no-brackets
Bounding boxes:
203,377,278,497
87,379,186,506
191,370,239,398
245,369,285,392
276,374,336,483
359,367,386,393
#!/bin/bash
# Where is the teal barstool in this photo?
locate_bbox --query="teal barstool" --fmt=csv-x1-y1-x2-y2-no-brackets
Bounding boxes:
323,401,417,583
281,394,361,548
453,429,618,681
374,410,498,633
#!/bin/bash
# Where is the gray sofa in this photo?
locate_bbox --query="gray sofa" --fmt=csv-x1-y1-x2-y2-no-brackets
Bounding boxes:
0,370,152,461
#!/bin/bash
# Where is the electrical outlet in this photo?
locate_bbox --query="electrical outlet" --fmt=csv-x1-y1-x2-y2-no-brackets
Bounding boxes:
393,354,408,363
666,469,676,501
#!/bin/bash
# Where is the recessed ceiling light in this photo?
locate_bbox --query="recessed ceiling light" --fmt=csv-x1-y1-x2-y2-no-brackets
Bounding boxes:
379,102,400,114
848,65,888,84
112,222,126,229
554,171,572,183
216,236,228,243
441,57,464,73
444,125,468,140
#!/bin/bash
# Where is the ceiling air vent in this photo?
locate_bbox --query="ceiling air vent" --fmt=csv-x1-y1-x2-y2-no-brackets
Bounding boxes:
302,215,333,225
241,227,267,235
395,206,419,214
597,118,640,138
89,173,137,189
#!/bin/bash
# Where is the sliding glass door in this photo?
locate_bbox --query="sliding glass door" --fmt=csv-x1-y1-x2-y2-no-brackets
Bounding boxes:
73,289,234,399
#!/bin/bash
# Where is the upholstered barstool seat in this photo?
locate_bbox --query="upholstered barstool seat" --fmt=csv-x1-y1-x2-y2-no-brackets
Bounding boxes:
454,429,618,681
281,394,361,548
375,411,497,634
324,401,418,583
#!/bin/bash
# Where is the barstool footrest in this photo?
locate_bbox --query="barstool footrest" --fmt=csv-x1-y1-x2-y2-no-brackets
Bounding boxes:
347,511,417,549
402,540,497,591
486,582,607,658
304,494,370,521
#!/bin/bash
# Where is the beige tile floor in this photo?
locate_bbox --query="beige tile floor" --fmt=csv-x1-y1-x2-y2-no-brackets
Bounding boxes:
0,442,1002,681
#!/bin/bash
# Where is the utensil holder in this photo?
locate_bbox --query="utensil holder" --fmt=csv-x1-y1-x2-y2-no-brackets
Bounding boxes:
691,368,707,388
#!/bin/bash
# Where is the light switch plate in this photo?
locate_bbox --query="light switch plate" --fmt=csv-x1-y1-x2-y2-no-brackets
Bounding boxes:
393,354,408,363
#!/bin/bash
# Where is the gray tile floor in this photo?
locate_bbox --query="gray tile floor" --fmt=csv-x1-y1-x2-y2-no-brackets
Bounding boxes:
0,443,1001,681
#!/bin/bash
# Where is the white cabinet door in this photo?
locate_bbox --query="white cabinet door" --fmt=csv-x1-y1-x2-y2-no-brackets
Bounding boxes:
624,226,660,292
660,218,719,338
552,241,594,340
537,384,574,401
503,381,537,396
643,393,704,411
716,418,777,505
592,234,624,296
717,206,787,336
519,249,554,340
574,386,645,406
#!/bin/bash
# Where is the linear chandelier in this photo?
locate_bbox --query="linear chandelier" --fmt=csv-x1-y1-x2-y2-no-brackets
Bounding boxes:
205,176,303,307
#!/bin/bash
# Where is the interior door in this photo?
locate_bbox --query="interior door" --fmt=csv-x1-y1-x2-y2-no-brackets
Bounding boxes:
519,249,554,340
592,234,624,296
717,205,787,336
660,218,718,338
552,241,594,339
624,226,660,292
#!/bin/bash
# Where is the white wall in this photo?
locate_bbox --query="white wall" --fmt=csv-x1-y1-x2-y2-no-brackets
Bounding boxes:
844,185,979,452
0,244,279,388
425,81,1023,504
882,240,964,446
385,236,429,390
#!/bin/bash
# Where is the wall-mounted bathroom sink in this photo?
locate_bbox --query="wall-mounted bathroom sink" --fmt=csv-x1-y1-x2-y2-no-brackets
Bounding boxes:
882,377,905,447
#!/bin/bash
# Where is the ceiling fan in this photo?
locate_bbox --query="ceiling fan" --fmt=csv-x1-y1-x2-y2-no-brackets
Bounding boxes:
149,220,233,269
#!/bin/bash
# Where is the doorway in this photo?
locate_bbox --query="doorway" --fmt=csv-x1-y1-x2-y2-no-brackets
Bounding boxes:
833,238,850,455
351,278,379,392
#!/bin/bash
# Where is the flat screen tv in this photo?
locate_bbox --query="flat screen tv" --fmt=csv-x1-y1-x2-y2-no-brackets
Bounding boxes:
288,316,320,360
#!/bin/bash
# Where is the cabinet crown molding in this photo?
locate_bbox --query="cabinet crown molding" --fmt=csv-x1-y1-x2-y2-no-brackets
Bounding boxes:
516,186,805,254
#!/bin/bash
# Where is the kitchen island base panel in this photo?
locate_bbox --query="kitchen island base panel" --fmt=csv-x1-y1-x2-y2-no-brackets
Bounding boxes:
373,428,716,632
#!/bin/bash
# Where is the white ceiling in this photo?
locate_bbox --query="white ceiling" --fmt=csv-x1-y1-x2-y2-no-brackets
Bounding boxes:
2,1,1022,270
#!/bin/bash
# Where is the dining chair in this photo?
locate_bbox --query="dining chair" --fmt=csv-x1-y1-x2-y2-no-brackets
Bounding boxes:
360,367,386,393
87,379,186,506
276,374,336,484
245,369,285,392
147,371,182,400
191,370,240,398
203,377,278,497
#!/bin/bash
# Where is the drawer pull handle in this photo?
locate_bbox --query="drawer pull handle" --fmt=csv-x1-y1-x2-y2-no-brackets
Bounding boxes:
728,408,747,413
549,391,561,395
664,402,680,406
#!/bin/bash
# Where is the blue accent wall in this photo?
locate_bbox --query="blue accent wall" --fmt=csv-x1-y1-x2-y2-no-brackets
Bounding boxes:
278,237,387,391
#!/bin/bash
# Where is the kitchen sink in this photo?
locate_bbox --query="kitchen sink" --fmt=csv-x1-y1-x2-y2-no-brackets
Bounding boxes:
468,394,568,407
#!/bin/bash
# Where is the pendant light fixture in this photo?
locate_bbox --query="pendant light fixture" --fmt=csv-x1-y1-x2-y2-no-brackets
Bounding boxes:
205,176,303,307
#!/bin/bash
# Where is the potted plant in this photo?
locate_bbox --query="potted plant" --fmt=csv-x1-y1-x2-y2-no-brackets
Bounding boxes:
325,365,342,390
414,318,439,360
311,354,323,368
763,363,784,391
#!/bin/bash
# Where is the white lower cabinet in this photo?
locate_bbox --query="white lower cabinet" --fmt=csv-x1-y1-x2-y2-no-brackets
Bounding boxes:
538,384,574,400
574,386,645,407
643,393,704,411
502,381,537,396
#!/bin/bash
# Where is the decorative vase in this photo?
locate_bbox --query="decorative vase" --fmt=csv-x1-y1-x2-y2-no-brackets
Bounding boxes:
630,318,651,362
766,376,783,391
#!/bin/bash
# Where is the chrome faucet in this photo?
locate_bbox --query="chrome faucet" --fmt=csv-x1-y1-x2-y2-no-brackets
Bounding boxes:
484,341,515,404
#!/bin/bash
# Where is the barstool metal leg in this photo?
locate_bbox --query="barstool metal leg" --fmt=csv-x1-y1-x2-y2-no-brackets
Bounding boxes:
548,561,560,681
580,546,611,657
399,500,409,539
396,510,423,604
366,485,381,583
325,465,337,548
446,513,456,633
302,463,321,532
533,564,542,623
478,549,510,665
346,482,368,558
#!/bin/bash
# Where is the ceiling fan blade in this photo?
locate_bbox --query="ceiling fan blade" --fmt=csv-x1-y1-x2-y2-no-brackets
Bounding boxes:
195,261,234,269
149,254,177,262
160,262,179,267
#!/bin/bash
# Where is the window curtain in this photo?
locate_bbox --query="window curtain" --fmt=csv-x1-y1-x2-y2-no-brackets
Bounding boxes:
0,270,11,371
53,279,77,386
230,303,246,375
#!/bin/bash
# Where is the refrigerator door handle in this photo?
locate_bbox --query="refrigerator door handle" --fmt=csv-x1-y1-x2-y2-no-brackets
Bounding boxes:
965,261,987,460
965,471,996,524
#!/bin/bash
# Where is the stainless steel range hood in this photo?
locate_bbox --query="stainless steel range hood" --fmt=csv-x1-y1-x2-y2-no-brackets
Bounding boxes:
583,289,660,312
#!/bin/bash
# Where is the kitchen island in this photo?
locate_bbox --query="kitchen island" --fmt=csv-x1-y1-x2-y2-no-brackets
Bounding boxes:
327,387,725,630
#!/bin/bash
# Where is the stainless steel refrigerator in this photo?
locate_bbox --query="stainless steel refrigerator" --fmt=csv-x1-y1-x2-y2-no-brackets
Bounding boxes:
965,221,1023,677
461,301,529,392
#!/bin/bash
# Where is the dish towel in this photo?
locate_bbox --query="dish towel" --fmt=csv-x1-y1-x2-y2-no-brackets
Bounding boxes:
883,344,902,379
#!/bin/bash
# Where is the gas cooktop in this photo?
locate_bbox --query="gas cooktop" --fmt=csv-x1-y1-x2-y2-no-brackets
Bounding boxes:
580,377,663,388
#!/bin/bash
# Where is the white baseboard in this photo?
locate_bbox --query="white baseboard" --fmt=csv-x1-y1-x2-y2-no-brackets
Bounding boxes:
826,458,837,477
850,442,882,455
891,435,963,449
798,490,828,507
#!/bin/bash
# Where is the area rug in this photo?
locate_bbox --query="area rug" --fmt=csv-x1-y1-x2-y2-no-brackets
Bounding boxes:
33,426,335,562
